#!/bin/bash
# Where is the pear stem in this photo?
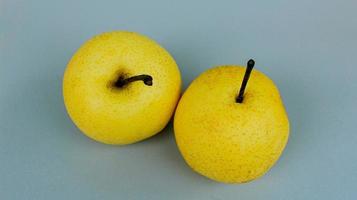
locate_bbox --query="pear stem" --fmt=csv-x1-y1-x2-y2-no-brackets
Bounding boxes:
236,59,255,103
114,74,153,88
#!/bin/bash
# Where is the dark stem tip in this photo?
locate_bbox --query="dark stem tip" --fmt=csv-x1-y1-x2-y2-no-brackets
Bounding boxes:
247,59,255,68
143,76,153,86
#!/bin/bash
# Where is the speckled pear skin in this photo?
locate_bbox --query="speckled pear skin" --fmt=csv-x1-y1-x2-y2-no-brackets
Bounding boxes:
174,66,289,183
63,31,181,145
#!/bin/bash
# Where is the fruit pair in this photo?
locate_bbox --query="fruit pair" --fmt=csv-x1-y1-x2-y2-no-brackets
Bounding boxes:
63,31,289,183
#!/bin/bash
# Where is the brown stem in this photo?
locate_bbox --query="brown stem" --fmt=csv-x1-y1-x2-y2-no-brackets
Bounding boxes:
236,59,255,103
114,74,153,88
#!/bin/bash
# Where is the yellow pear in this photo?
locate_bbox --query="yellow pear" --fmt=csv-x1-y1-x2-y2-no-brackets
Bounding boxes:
63,31,181,145
174,60,289,183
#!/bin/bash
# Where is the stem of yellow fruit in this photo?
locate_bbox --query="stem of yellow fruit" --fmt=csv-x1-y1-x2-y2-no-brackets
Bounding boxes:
114,74,153,87
236,59,255,103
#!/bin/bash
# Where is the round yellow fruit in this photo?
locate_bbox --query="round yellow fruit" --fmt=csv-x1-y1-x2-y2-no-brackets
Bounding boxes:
63,31,181,145
174,66,289,183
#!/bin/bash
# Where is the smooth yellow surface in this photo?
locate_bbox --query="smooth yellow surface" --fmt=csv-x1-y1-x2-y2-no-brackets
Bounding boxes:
63,31,181,145
174,66,289,183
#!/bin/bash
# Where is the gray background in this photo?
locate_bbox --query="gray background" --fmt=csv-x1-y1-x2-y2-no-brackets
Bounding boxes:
1,0,356,199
